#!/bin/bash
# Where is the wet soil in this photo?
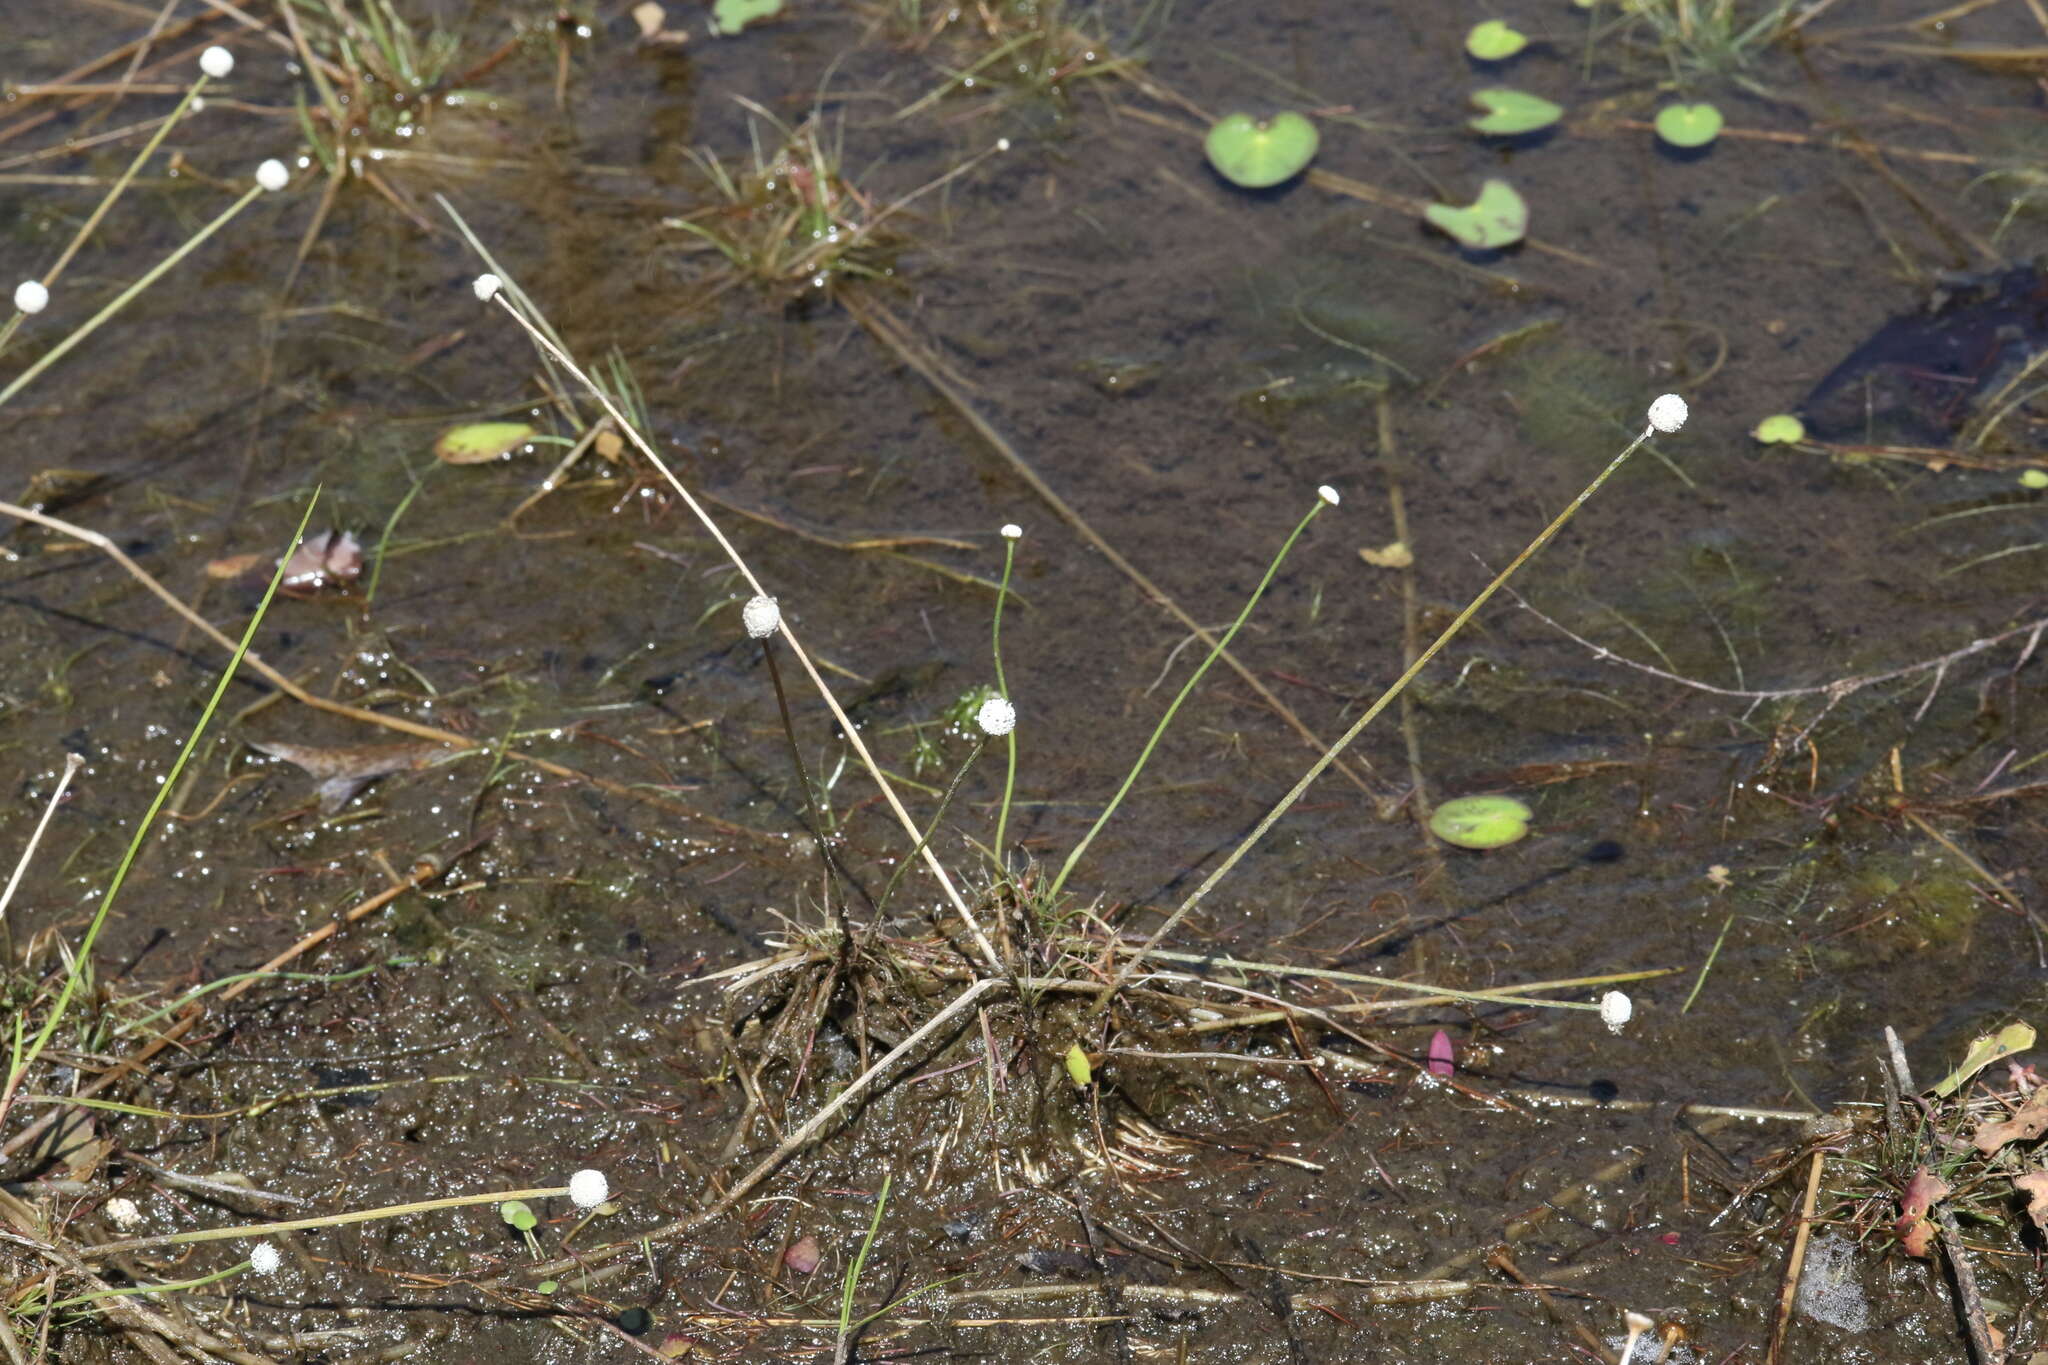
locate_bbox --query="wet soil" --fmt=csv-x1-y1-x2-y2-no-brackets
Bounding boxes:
5,0,2048,1361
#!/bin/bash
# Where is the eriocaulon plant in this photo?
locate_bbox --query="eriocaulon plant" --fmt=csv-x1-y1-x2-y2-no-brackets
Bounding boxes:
1046,485,1342,904
1090,394,1692,1010
457,254,1004,972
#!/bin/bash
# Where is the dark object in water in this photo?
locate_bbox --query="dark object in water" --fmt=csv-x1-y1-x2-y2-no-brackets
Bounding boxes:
1800,264,2048,447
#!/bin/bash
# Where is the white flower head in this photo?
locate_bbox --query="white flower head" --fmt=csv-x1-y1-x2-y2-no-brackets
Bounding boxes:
975,695,1016,737
200,46,235,78
248,1242,282,1275
568,1169,610,1209
13,281,49,315
999,523,1022,540
104,1196,143,1230
1646,393,1688,435
1316,484,1340,507
741,595,781,640
1599,990,1633,1033
255,159,289,192
472,273,502,303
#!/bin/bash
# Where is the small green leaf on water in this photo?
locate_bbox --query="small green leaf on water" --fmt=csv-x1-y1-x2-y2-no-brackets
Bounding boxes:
709,0,782,36
1752,413,1805,444
500,1200,537,1230
1930,1022,2034,1097
1203,111,1319,189
1468,88,1563,136
435,421,536,465
537,1280,558,1295
1064,1043,1093,1088
1654,102,1724,149
2021,468,2048,489
1423,179,1529,250
1429,794,1533,850
1465,19,1528,61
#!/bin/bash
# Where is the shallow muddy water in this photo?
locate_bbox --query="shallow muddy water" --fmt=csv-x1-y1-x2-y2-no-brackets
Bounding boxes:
4,0,2048,1360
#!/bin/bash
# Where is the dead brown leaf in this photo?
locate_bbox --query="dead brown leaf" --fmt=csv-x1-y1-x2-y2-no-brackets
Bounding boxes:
205,552,266,579
2016,1171,2048,1232
632,1,689,43
1973,1086,2048,1155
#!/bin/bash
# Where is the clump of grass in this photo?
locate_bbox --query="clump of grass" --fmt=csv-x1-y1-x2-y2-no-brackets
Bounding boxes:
889,0,1150,115
1585,0,1804,99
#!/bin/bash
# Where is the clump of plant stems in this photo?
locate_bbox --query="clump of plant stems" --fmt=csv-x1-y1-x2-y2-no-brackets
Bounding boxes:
436,248,1688,1290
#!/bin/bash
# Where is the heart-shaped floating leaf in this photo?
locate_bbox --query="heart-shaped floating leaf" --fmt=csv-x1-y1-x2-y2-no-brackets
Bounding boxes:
1468,87,1563,136
1465,19,1528,61
1751,413,1805,444
710,0,782,36
434,420,535,464
1655,101,1724,149
1423,179,1529,250
1204,111,1319,189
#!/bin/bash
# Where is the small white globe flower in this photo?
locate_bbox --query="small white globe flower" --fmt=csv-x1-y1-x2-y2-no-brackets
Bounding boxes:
13,280,49,315
741,595,781,640
1316,484,1340,506
248,1242,282,1275
1599,990,1634,1033
199,46,235,78
999,523,1022,540
976,695,1016,737
1646,393,1688,435
472,273,502,302
255,159,289,192
568,1169,610,1209
104,1196,143,1230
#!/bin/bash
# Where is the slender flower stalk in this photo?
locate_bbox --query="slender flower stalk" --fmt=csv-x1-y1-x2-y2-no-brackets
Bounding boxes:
1090,402,1686,1012
990,524,1023,865
0,173,273,412
453,246,1001,971
1049,490,1335,905
1,48,230,355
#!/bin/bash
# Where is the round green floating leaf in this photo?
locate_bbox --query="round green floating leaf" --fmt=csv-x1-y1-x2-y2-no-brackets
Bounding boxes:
499,1199,535,1229
2021,468,2048,489
1204,111,1319,189
1429,794,1533,850
537,1281,559,1296
1465,20,1529,61
1752,413,1805,444
435,421,536,465
1468,88,1563,136
1654,102,1724,149
710,0,782,36
1423,178,1529,250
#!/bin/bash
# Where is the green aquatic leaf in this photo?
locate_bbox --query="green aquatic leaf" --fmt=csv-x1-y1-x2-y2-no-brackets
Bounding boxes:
434,421,536,465
1655,102,1724,149
1752,413,1805,444
1204,111,1319,189
1465,20,1528,61
1429,794,1533,850
1423,179,1528,250
1468,88,1563,136
710,0,782,36
1930,1022,2034,1097
2019,468,2047,489
1064,1043,1093,1088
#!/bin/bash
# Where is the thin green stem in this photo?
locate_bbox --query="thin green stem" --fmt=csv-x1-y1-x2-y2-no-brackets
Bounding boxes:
991,536,1020,865
1091,425,1660,1013
49,1260,254,1310
1049,496,1330,905
0,182,265,413
0,495,316,1135
83,1185,573,1258
839,1174,892,1341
